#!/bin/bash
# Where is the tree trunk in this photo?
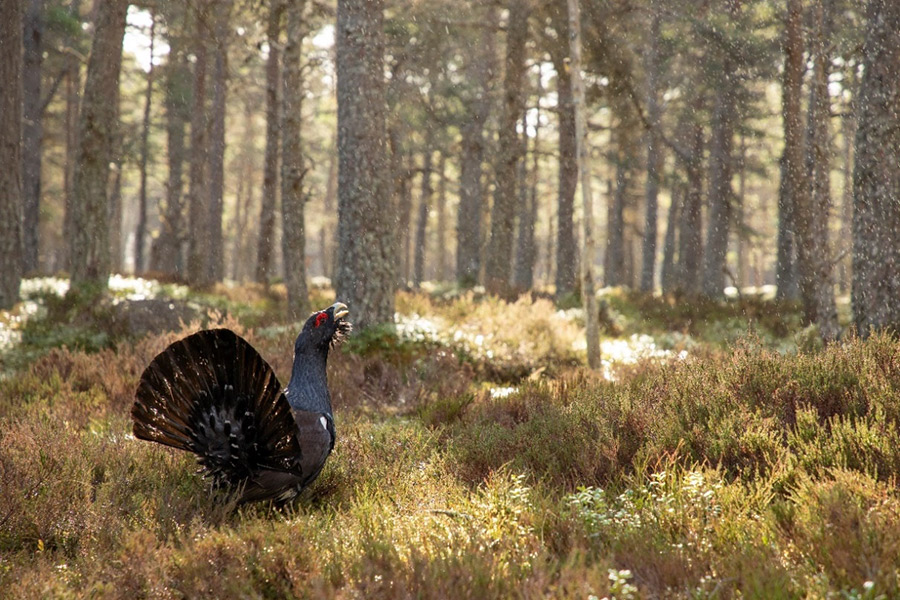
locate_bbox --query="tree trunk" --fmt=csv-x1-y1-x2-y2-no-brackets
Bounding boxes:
567,0,600,369
388,126,404,286
639,3,663,293
153,25,190,277
134,14,156,274
514,103,538,293
207,0,230,284
529,102,541,284
701,80,737,298
485,0,529,299
256,0,284,284
456,5,496,289
390,130,412,288
736,134,747,289
60,0,82,273
108,150,123,273
401,154,414,288
0,0,24,309
436,152,449,282
109,81,124,273
22,0,44,275
322,129,338,280
837,66,856,294
700,0,741,300
852,0,900,336
231,96,256,281
550,0,577,301
605,144,627,287
776,0,803,302
414,150,432,288
281,0,309,320
187,3,211,286
457,120,485,288
545,203,555,288
796,0,839,341
676,116,704,295
335,0,394,329
660,182,680,295
68,0,128,293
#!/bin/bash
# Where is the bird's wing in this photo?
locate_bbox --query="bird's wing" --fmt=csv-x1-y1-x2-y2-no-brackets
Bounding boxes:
132,329,304,487
292,410,336,485
235,413,333,503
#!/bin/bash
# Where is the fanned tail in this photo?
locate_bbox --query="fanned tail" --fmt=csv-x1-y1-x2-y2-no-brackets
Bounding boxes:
132,329,302,487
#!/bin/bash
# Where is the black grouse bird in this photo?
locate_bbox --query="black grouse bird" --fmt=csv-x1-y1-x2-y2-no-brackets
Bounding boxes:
131,302,350,503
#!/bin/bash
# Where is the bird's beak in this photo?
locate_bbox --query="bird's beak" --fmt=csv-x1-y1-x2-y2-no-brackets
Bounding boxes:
332,302,349,321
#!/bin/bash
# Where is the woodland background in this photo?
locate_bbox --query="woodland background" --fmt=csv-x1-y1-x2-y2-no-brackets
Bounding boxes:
0,0,898,340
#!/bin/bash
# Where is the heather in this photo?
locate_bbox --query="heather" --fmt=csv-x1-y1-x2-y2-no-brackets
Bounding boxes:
2,282,899,598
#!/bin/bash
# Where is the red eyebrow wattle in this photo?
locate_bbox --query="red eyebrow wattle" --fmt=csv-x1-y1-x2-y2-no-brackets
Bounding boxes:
314,312,328,327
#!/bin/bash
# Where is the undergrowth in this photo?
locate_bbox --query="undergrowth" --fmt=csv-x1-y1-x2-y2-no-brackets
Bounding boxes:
1,283,899,598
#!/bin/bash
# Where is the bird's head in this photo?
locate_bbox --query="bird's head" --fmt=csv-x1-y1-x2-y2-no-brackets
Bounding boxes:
295,302,352,355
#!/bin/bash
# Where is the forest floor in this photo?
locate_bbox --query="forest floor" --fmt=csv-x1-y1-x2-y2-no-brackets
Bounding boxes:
2,278,899,599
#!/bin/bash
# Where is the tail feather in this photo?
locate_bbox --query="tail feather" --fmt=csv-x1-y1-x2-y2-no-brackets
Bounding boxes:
132,329,302,487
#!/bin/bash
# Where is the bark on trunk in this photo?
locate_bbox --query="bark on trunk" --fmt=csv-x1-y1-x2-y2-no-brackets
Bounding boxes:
514,104,538,293
852,0,900,336
605,149,627,287
485,0,529,299
207,0,230,284
700,0,740,299
68,0,128,292
639,3,663,293
414,150,432,288
108,151,123,273
0,0,24,309
335,0,394,329
775,0,803,302
390,129,412,288
567,0,601,369
457,120,485,288
456,6,496,288
838,67,856,294
660,183,680,295
399,153,413,288
22,0,44,274
550,0,577,300
700,81,737,299
187,4,211,286
60,0,82,272
322,129,338,280
676,117,704,295
281,0,309,320
134,14,156,274
153,31,190,277
231,96,256,281
736,134,747,289
256,1,284,283
795,0,839,341
388,126,403,286
436,152,449,282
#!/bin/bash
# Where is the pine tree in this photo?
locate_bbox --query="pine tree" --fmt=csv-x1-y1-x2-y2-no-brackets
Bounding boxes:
68,0,128,293
0,0,24,308
852,0,900,336
335,0,395,329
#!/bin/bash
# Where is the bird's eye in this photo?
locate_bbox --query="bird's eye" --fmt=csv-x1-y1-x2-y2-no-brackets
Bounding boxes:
314,312,328,328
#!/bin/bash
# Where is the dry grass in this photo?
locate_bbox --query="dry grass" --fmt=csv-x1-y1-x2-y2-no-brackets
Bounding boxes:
2,286,900,598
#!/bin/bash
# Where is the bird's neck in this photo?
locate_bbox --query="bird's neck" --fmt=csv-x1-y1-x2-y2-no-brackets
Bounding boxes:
285,348,332,416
